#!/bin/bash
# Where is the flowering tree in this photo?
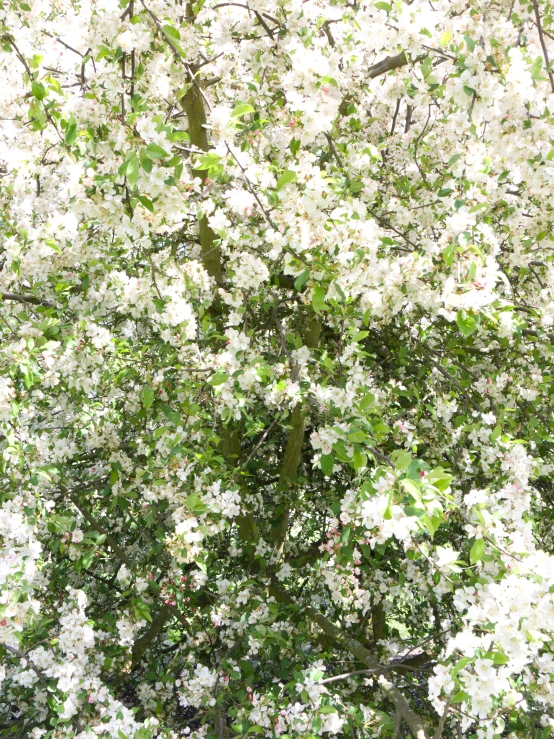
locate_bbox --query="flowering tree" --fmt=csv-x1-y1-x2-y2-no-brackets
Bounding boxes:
2,0,554,737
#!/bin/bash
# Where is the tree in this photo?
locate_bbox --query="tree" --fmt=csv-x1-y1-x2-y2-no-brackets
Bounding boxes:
0,0,554,737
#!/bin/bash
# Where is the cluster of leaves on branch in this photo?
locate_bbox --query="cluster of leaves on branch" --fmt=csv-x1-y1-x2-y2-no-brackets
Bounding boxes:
2,0,554,738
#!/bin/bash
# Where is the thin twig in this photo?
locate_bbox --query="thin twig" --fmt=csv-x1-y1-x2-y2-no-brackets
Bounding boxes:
324,132,345,169
531,0,554,93
1,643,48,687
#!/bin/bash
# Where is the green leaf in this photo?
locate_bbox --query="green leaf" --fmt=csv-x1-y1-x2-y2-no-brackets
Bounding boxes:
311,285,328,314
353,446,367,472
186,494,210,514
137,194,154,212
443,243,455,267
490,651,509,665
452,657,472,676
358,392,374,410
546,148,554,161
231,103,255,118
490,424,502,442
452,690,468,704
469,537,485,564
320,454,334,477
168,130,190,142
195,152,222,171
375,1,392,10
160,405,181,425
276,170,297,191
427,468,453,491
64,121,78,146
437,188,454,197
208,370,228,386
456,310,479,337
31,81,47,100
140,150,153,173
289,137,301,155
126,154,140,187
424,513,442,537
395,451,412,470
294,269,310,291
140,387,154,410
162,23,181,41
401,479,421,500
463,34,475,52
144,142,169,159
447,153,461,167
36,464,59,482
530,56,544,81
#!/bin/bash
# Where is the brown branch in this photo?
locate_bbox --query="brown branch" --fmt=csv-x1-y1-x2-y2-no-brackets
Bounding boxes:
254,10,275,39
531,0,554,93
131,604,171,668
42,31,84,56
1,292,54,308
268,581,430,739
1,642,48,688
324,132,345,169
433,702,452,739
64,487,134,569
392,711,402,739
368,50,417,79
271,317,320,550
2,34,32,77
222,428,259,545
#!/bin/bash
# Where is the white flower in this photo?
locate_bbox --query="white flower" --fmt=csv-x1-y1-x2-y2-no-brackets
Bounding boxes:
226,188,256,216
276,563,292,581
435,546,460,570
321,712,345,734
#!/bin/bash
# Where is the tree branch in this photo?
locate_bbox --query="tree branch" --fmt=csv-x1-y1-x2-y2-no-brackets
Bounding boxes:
1,643,48,688
131,604,172,668
1,292,54,308
368,51,410,79
64,487,134,569
531,0,554,93
272,317,321,550
268,581,430,739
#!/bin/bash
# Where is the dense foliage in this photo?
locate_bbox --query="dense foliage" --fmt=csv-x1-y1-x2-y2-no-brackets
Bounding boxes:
1,0,554,738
